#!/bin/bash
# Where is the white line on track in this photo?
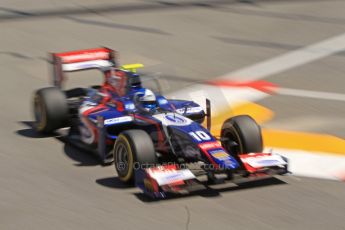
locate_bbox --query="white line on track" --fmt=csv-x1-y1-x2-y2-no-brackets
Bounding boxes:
221,32,345,80
171,32,345,109
278,87,345,102
168,32,345,180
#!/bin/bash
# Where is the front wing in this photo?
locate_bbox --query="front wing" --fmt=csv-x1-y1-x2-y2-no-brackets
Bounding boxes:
135,153,288,198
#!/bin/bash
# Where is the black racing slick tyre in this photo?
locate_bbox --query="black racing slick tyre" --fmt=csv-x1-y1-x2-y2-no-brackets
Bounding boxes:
221,115,263,155
33,87,69,133
113,130,158,183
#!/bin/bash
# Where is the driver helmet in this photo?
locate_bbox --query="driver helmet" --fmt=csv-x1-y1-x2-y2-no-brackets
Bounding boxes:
135,89,157,112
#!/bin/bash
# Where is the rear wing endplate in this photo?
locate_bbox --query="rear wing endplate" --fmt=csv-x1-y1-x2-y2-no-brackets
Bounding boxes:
51,47,117,88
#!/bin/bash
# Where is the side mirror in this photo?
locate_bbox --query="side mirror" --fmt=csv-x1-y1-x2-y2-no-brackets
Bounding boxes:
206,99,211,131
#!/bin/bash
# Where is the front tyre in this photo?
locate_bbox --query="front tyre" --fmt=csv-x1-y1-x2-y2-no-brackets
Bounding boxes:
113,130,157,183
33,87,68,133
221,115,263,156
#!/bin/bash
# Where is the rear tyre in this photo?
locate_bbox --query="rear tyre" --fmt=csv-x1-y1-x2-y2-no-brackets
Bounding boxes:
113,130,158,183
221,115,263,156
33,87,69,133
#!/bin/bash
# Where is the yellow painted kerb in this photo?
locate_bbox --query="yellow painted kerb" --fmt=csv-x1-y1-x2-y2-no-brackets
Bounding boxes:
263,129,345,155
211,101,345,155
210,101,274,135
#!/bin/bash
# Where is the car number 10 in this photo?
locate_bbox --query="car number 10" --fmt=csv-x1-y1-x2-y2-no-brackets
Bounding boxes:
189,131,211,141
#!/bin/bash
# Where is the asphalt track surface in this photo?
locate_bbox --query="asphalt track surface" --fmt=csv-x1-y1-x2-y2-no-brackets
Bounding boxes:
1,0,345,229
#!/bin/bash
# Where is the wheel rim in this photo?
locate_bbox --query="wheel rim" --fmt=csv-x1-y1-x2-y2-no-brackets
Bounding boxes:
34,95,46,130
114,142,130,177
223,129,243,155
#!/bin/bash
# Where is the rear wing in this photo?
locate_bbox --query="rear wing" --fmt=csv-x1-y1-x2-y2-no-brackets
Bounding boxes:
51,47,117,88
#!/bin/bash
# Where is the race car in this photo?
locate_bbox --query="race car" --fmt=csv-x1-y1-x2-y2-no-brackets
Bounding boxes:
33,47,288,199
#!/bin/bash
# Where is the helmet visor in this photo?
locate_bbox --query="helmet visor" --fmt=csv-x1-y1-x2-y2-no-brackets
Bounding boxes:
142,100,157,109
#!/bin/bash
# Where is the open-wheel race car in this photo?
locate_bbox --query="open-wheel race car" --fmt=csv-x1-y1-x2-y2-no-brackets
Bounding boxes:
33,47,288,199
